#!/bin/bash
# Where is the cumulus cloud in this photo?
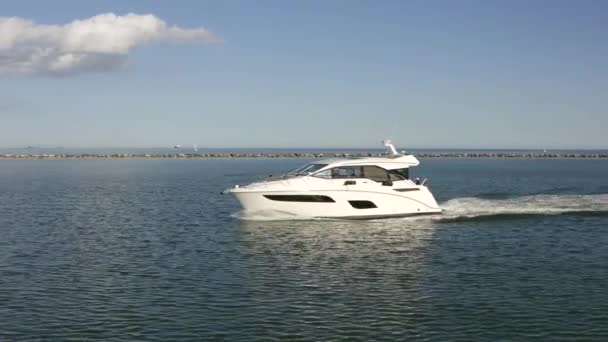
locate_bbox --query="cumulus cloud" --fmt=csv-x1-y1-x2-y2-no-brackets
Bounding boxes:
0,13,218,76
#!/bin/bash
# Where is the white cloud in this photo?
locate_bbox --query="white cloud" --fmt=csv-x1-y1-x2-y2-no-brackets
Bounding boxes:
0,13,218,76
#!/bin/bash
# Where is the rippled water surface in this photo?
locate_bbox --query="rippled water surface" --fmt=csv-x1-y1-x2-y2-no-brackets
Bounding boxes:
1,158,608,341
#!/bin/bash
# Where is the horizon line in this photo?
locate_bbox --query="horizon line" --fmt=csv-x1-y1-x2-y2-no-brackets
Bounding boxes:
2,146,608,151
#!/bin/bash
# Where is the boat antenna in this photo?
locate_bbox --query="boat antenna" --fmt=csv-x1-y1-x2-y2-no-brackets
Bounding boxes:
382,139,399,156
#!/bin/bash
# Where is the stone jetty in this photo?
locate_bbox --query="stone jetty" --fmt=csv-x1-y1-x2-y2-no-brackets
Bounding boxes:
1,152,608,159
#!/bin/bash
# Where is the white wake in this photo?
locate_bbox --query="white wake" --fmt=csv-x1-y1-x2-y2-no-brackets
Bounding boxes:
438,193,608,220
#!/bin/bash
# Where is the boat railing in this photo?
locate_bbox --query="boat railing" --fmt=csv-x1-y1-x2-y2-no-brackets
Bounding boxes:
414,177,429,186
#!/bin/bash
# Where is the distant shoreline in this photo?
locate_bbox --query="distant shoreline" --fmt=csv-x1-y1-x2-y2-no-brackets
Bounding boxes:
2,152,608,159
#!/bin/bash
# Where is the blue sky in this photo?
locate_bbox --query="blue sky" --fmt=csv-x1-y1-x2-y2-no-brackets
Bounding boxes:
1,0,606,148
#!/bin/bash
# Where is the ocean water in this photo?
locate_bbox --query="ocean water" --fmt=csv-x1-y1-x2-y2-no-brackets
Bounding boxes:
1,158,607,341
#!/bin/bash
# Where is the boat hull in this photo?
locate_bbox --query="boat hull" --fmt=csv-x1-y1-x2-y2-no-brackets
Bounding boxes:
230,188,442,219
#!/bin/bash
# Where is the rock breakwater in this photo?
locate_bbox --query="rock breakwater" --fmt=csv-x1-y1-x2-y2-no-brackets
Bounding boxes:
1,152,608,159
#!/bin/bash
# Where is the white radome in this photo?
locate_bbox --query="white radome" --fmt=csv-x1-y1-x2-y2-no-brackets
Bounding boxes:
227,141,442,219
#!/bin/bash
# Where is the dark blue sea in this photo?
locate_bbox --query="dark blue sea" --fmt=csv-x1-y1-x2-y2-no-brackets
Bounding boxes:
1,158,607,341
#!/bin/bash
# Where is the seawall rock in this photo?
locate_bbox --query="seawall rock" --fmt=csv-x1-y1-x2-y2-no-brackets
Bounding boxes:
1,152,607,159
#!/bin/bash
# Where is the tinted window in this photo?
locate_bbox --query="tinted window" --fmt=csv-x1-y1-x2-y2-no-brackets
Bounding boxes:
362,166,390,182
349,200,377,209
331,166,363,179
388,172,403,181
316,166,398,182
264,195,335,202
393,168,410,180
313,169,332,179
288,163,328,176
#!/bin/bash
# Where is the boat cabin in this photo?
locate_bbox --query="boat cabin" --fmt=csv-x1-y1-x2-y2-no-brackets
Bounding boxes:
286,154,419,184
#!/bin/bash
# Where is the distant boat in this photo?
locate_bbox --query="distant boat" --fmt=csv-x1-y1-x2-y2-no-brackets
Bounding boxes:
173,145,182,149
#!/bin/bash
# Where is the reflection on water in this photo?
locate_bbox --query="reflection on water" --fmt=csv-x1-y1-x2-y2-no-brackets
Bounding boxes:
237,218,438,279
233,219,441,340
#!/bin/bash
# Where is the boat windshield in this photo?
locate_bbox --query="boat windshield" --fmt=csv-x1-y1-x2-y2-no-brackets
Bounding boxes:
288,163,328,176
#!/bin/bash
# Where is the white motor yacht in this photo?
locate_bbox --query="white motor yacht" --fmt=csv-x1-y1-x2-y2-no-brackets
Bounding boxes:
227,141,442,219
